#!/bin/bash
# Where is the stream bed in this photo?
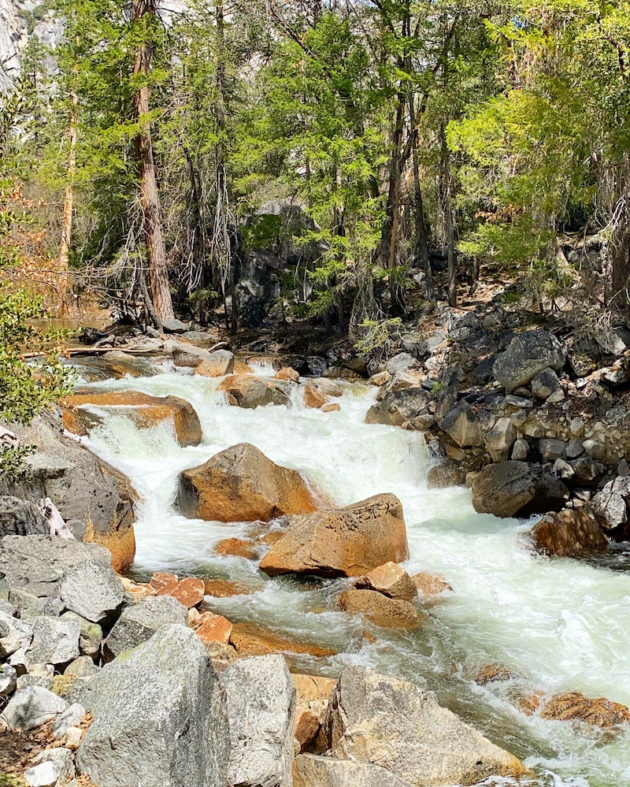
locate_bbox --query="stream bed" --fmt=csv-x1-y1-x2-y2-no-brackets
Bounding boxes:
71,359,630,787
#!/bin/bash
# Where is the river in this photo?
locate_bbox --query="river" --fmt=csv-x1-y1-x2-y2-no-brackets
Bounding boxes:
69,358,630,787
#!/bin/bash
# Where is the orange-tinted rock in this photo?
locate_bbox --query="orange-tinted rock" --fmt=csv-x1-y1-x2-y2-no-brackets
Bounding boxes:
119,576,155,601
150,571,178,591
203,578,251,598
178,442,320,523
304,385,329,409
321,403,340,413
215,537,257,559
276,367,300,383
412,572,453,596
529,507,608,558
528,691,630,729
195,612,233,645
62,391,202,447
157,577,205,609
292,674,337,706
193,350,234,378
295,707,321,752
218,374,291,408
229,622,337,658
232,358,254,375
259,531,285,547
336,589,423,630
355,562,417,601
475,666,514,685
260,494,409,579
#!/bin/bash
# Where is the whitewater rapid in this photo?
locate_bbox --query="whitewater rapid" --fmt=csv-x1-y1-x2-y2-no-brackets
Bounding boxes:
73,360,630,787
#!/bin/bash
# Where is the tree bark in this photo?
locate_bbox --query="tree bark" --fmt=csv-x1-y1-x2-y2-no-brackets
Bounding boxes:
132,0,174,324
58,85,77,275
440,123,457,307
408,93,432,300
609,204,630,309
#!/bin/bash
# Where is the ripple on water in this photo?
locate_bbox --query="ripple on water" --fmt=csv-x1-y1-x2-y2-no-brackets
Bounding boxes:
78,367,630,787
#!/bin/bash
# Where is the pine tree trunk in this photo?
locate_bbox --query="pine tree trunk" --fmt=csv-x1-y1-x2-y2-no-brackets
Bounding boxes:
440,124,457,307
58,55,79,311
132,0,174,324
408,94,433,300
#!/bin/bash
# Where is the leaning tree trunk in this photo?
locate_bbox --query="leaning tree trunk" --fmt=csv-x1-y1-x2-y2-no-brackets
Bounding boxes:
132,0,174,324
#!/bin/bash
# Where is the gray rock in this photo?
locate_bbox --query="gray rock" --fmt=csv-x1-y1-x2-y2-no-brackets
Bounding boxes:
386,353,419,376
365,388,430,427
572,458,603,485
504,394,533,408
472,461,569,518
60,560,124,624
484,418,517,463
567,439,584,459
591,488,627,530
293,755,412,787
324,667,524,787
25,748,75,787
0,597,16,616
539,439,567,462
53,702,86,739
162,318,188,334
220,655,295,787
531,367,561,400
583,439,606,460
104,595,188,658
78,624,229,787
493,330,565,391
400,334,429,361
0,663,17,696
10,589,64,617
511,438,529,461
61,612,103,659
426,330,447,353
27,616,81,668
0,610,33,657
552,459,575,481
547,388,565,404
65,656,100,678
1,685,68,731
611,476,630,497
439,402,489,448
0,496,49,538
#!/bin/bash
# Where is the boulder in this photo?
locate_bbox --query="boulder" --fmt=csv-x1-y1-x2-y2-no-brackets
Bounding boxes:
355,562,417,601
511,438,529,461
220,655,295,787
1,685,68,731
62,391,202,447
322,403,341,413
336,590,421,630
214,537,257,559
104,595,188,658
538,439,567,462
471,461,569,518
195,612,233,646
0,412,136,572
60,559,124,623
78,625,229,787
412,573,452,597
229,622,337,659
53,702,85,738
591,486,627,530
293,755,413,787
365,388,430,427
310,378,343,397
65,655,100,677
162,317,188,333
260,494,409,578
439,402,489,448
529,507,607,557
531,367,562,400
493,330,565,391
156,577,205,608
537,691,630,729
0,663,17,696
194,350,235,377
27,616,81,668
304,384,329,409
100,350,158,378
484,418,517,463
324,667,526,787
25,748,75,787
61,612,102,659
178,443,319,523
572,457,603,485
0,609,33,657
426,459,465,489
218,374,291,408
276,367,300,383
0,496,49,538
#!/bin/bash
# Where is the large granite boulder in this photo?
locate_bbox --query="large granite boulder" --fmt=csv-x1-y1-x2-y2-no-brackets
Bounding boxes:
77,625,229,787
1,685,68,731
26,615,81,668
60,559,125,623
0,411,136,572
529,507,607,557
336,589,422,630
62,390,202,447
105,595,188,658
218,374,291,408
260,494,409,578
293,755,412,786
471,461,569,518
220,655,295,787
439,402,491,448
0,496,48,538
493,330,565,391
324,667,526,787
365,388,431,427
178,442,319,522
194,350,235,377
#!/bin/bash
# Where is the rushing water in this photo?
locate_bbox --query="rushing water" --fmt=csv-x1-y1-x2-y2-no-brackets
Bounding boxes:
70,359,630,787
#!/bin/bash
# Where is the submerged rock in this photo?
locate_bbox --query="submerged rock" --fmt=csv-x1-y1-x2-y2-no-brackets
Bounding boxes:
471,461,569,518
220,655,295,787
524,690,630,729
337,589,422,630
178,442,320,523
78,625,229,787
259,494,409,578
529,507,607,557
62,390,202,447
324,666,526,787
218,374,291,408
229,622,337,659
